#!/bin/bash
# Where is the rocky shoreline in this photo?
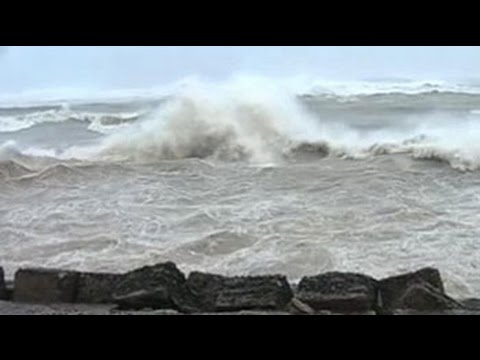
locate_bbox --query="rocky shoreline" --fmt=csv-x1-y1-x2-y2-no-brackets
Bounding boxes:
1,263,480,315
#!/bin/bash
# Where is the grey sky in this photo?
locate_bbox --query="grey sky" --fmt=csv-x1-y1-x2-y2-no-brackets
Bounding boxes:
0,46,479,93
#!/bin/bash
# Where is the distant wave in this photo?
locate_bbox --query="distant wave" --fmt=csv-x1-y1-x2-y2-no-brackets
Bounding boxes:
1,76,480,105
304,79,480,96
3,79,480,134
0,107,144,134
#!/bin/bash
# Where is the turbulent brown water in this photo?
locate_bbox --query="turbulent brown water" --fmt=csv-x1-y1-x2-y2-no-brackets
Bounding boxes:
2,79,480,297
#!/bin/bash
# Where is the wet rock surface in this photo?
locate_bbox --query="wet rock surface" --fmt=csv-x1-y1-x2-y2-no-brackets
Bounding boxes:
114,288,172,310
288,298,316,315
460,298,480,310
112,262,188,311
13,268,79,304
378,268,443,308
76,272,124,304
296,272,378,313
377,267,463,312
395,283,462,311
0,264,477,315
186,272,293,312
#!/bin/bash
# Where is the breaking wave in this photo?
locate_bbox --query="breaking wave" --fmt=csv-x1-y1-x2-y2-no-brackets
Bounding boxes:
85,79,480,171
0,105,144,134
4,77,480,171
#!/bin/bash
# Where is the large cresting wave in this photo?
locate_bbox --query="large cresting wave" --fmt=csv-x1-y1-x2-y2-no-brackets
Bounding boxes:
90,78,325,164
4,76,480,171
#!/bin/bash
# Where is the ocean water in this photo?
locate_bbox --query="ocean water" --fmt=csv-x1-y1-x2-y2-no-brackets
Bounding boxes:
2,77,480,297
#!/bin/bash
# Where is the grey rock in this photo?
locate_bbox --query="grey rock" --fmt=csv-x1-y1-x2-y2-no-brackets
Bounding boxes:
76,272,124,304
112,262,188,311
0,267,6,300
379,268,446,310
397,283,462,311
185,272,224,311
114,288,171,310
460,298,480,310
296,272,378,313
13,268,79,303
288,297,315,315
186,272,293,312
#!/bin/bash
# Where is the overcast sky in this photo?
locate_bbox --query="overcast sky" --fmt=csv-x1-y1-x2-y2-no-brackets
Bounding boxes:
0,46,479,93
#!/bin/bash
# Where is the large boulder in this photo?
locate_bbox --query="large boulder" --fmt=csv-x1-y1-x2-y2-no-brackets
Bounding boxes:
0,267,6,300
378,267,460,311
185,272,293,312
76,272,124,304
296,272,378,313
13,268,79,303
112,262,188,311
397,283,462,311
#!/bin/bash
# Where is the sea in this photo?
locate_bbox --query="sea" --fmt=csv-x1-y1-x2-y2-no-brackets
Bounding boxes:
2,76,480,297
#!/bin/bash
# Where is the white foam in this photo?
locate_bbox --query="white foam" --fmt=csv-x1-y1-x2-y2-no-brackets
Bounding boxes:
92,76,322,164
0,107,143,134
0,108,75,133
5,76,480,171
307,79,478,96
0,140,21,160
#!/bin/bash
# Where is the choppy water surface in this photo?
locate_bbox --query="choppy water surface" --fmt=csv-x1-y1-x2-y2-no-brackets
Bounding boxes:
2,79,480,297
